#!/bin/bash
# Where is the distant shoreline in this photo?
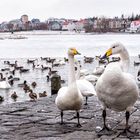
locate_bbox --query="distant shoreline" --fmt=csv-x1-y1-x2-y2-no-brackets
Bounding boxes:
0,30,140,36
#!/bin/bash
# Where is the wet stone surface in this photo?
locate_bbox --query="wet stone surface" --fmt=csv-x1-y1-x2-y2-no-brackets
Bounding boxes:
0,94,140,140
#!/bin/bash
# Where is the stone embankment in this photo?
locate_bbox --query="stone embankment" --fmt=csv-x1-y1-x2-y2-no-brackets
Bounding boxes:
0,94,140,140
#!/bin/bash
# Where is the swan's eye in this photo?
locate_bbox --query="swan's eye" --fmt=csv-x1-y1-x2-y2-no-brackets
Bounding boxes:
112,46,115,48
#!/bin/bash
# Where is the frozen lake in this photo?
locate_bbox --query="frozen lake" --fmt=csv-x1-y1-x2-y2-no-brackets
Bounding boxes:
0,31,140,58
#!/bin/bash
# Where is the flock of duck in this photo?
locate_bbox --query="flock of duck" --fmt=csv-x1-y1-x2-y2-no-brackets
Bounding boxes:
55,42,140,137
0,56,65,103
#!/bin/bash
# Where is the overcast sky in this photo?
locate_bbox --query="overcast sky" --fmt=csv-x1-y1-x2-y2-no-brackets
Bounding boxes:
0,0,140,22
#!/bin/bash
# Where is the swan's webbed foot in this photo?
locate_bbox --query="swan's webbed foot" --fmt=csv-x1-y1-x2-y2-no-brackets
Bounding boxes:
60,121,64,125
119,128,139,138
84,97,88,105
76,123,82,127
97,109,116,136
84,102,88,105
118,111,139,138
97,125,116,137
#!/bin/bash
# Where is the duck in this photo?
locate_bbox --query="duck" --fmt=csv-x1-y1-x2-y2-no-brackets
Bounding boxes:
137,69,140,81
0,73,11,89
8,60,17,67
29,89,37,101
11,91,18,101
23,84,30,93
84,56,94,63
48,67,57,76
33,63,42,69
75,61,96,105
39,91,47,97
55,48,83,127
0,73,5,81
1,68,10,72
31,81,37,88
18,80,27,87
95,42,139,137
41,65,48,71
27,59,36,64
137,70,140,89
134,61,140,66
0,95,4,102
40,57,48,61
18,80,30,93
20,68,30,73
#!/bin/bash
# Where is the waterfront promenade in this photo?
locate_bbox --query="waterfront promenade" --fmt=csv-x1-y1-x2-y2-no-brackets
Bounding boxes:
0,92,140,140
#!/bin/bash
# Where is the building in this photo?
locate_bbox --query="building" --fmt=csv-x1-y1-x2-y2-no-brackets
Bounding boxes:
0,22,9,32
75,19,86,32
9,19,23,31
62,20,77,31
21,15,29,24
130,20,140,33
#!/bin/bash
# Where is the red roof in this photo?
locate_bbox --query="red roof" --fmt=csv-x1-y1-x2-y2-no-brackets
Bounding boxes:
132,20,140,26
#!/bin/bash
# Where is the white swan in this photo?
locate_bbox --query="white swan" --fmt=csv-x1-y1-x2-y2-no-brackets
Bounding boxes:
96,42,139,136
0,73,11,89
92,66,105,75
83,74,98,86
55,48,83,126
75,61,96,105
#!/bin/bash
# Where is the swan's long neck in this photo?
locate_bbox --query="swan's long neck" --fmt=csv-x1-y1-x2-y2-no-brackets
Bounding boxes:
76,62,81,80
68,54,76,85
119,48,130,72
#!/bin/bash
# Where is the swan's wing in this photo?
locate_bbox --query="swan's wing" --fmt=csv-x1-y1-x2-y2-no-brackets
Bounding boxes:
0,81,11,89
93,66,105,75
122,73,139,93
85,75,98,82
76,79,96,96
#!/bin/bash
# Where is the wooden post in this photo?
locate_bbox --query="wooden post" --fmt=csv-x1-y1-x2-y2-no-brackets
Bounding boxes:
51,73,61,95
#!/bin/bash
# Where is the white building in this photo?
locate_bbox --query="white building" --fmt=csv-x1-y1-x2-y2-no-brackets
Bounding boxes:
130,20,140,33
9,19,23,31
75,19,86,31
62,21,76,31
